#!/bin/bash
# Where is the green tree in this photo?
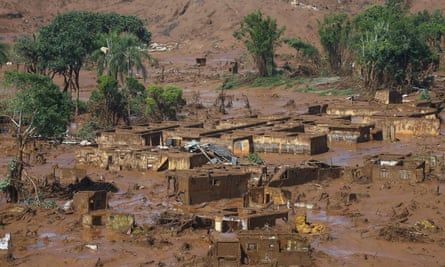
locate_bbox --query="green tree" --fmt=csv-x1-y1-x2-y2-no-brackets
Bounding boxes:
233,11,285,77
91,32,152,85
123,77,147,123
88,76,126,127
317,13,352,75
145,84,186,121
351,3,437,90
415,9,445,53
284,37,321,69
1,70,73,202
0,40,9,66
13,35,43,74
29,11,151,116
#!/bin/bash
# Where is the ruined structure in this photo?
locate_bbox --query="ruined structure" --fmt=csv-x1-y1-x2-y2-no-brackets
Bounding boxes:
208,230,313,266
362,153,427,183
72,190,134,233
326,101,441,139
166,165,252,204
267,160,343,187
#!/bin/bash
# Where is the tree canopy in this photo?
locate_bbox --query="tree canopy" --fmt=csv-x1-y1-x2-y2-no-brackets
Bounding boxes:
0,40,9,66
318,13,352,75
2,70,73,139
317,0,444,91
88,75,126,127
145,84,186,121
91,32,152,84
233,11,285,77
14,11,151,116
351,4,437,90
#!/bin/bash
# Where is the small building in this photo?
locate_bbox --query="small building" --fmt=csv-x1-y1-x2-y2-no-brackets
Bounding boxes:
208,230,312,266
208,232,241,266
374,89,403,104
268,160,343,187
363,153,426,183
73,190,108,214
55,167,87,184
167,165,251,205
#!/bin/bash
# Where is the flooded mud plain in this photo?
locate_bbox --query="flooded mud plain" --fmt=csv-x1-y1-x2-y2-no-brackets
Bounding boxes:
1,61,445,267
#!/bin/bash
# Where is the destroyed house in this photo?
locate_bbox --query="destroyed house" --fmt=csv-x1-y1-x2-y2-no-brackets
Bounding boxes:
73,190,108,214
195,207,289,233
167,165,251,205
268,161,343,187
298,114,376,143
363,154,426,183
327,103,440,138
208,230,312,266
76,146,162,171
55,167,87,184
248,186,292,209
251,131,328,155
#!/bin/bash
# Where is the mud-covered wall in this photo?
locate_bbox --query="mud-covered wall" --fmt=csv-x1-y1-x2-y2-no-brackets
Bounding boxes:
365,162,426,183
253,134,326,155
177,172,250,204
76,147,162,171
168,153,208,170
96,131,146,149
371,117,440,137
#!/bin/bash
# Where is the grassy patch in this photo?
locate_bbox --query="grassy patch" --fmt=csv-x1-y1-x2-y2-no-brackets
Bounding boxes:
298,85,316,93
318,88,354,96
250,76,294,88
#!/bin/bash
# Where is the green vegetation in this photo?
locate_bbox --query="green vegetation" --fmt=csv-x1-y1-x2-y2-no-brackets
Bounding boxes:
316,0,445,91
318,88,354,96
244,152,264,165
284,37,320,66
3,71,73,139
1,72,72,202
14,11,151,116
88,75,126,127
123,77,147,121
0,40,10,66
418,89,431,100
298,86,316,93
233,10,285,77
318,13,351,75
145,84,186,121
90,32,153,85
77,120,101,141
250,76,295,88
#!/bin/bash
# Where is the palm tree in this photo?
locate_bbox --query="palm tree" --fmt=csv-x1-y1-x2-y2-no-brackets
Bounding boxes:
91,32,153,85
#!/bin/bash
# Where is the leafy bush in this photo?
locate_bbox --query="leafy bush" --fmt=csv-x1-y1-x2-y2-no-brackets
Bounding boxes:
77,120,100,141
0,178,10,192
418,89,430,100
298,86,315,93
244,152,264,165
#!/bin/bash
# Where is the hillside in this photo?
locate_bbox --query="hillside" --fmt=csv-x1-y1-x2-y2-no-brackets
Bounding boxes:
1,0,445,57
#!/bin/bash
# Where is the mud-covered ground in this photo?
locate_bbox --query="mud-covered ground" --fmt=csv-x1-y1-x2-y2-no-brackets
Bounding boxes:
1,54,445,267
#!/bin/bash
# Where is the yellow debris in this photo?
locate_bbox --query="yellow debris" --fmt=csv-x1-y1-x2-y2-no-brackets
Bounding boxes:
295,214,326,235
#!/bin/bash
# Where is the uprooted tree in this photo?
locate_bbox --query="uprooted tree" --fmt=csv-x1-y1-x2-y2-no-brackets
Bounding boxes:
0,71,73,202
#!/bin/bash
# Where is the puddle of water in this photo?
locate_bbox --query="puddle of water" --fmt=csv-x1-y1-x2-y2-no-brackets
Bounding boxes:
28,233,65,251
306,210,350,227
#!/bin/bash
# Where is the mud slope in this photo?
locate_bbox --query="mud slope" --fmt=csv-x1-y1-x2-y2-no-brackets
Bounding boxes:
1,0,445,54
